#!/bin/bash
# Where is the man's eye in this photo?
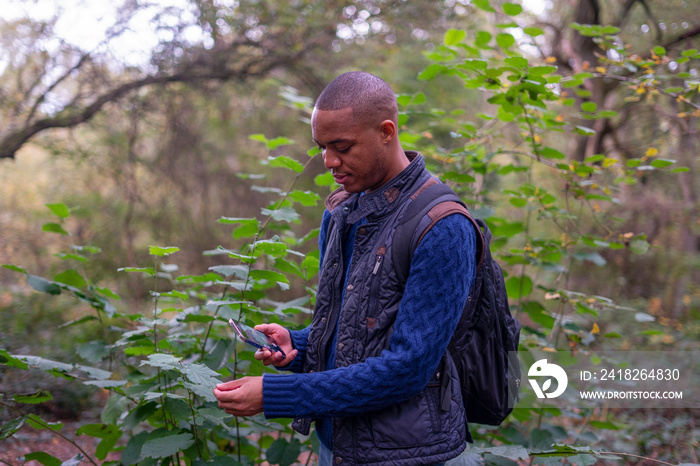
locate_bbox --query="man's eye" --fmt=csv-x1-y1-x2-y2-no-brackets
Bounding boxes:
337,146,350,153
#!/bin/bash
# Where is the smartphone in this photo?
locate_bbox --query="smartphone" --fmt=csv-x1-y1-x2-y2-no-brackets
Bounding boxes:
228,319,286,358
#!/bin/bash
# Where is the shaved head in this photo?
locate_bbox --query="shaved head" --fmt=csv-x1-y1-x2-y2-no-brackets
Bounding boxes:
314,71,398,127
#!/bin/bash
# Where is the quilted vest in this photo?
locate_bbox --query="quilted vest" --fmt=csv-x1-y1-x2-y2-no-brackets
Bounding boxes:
293,152,467,465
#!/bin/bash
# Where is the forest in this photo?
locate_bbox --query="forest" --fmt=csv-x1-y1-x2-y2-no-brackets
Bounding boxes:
0,0,698,464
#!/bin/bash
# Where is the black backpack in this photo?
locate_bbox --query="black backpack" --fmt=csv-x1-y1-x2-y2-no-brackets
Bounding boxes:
392,181,521,427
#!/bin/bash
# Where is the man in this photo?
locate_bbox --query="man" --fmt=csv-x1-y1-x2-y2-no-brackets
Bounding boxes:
214,71,477,465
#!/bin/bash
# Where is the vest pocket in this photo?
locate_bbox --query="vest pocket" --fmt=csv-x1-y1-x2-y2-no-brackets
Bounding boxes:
370,385,447,448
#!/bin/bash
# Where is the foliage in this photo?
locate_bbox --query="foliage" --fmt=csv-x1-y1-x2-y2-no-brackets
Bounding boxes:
1,0,700,465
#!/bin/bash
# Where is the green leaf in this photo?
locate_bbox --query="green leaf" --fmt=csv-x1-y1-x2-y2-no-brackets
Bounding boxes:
118,266,156,275
0,349,29,369
14,390,53,405
522,301,555,328
482,445,530,461
125,346,156,356
142,432,195,458
56,252,87,263
630,238,650,255
249,133,268,144
1,416,26,441
509,197,527,208
261,207,300,223
46,203,70,218
268,155,304,173
149,245,180,256
26,414,62,431
120,431,149,465
418,63,449,81
444,28,466,46
502,2,523,15
2,264,27,274
27,275,61,295
180,363,222,390
289,189,321,206
266,438,303,466
314,171,336,187
266,136,295,150
491,221,524,238
651,158,675,168
23,452,62,466
532,444,598,457
443,172,476,184
505,57,528,68
574,126,596,136
475,30,492,46
601,26,621,35
540,147,566,159
653,45,666,56
77,423,118,438
254,238,288,256
472,0,496,12
163,398,192,422
396,94,412,106
249,269,290,290
84,379,127,388
524,27,544,37
581,102,597,112
496,33,515,48
140,353,182,370
209,265,248,279
42,223,69,235
462,59,488,71
506,275,533,299
53,269,87,289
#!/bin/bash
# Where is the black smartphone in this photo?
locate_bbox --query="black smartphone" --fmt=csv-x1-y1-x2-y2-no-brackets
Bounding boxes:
228,319,286,359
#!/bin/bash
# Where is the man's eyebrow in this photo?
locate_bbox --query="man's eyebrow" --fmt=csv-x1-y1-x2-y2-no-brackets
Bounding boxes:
313,137,353,146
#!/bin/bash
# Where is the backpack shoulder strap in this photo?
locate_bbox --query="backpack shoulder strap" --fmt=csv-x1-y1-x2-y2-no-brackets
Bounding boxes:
393,182,485,284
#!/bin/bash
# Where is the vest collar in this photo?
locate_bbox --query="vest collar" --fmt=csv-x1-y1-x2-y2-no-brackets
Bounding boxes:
325,151,427,225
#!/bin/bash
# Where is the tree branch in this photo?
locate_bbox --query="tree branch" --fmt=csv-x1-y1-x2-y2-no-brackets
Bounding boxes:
0,25,333,159
664,25,700,49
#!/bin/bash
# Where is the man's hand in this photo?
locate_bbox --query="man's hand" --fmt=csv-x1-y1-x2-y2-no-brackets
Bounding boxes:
214,376,264,417
253,323,298,366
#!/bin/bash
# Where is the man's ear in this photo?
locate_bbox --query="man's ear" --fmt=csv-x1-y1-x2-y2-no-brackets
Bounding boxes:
379,120,397,143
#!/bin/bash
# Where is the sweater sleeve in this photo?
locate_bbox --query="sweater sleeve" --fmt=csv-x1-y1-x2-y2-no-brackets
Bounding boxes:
262,213,477,419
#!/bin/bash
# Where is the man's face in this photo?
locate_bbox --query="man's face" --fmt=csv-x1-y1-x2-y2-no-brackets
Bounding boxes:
311,107,391,193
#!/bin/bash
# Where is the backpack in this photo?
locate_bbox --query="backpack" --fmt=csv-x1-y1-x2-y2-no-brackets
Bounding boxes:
392,181,521,427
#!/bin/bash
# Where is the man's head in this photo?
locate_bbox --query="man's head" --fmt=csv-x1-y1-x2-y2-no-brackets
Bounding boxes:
315,71,398,127
311,71,408,193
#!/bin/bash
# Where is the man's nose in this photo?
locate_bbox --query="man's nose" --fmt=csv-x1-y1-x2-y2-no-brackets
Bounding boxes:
323,150,341,169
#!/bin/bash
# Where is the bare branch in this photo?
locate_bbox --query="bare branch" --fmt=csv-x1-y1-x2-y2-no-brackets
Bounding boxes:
664,26,700,50
24,51,92,125
0,22,335,159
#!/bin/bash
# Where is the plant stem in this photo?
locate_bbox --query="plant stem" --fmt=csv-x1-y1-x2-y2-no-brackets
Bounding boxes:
0,402,99,466
596,452,677,466
188,389,203,457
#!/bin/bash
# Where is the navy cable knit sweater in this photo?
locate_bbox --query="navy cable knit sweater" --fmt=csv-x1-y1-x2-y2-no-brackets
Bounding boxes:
262,210,477,449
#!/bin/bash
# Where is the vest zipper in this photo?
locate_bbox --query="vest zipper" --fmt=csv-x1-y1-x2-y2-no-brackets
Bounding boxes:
372,251,384,275
368,246,386,321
